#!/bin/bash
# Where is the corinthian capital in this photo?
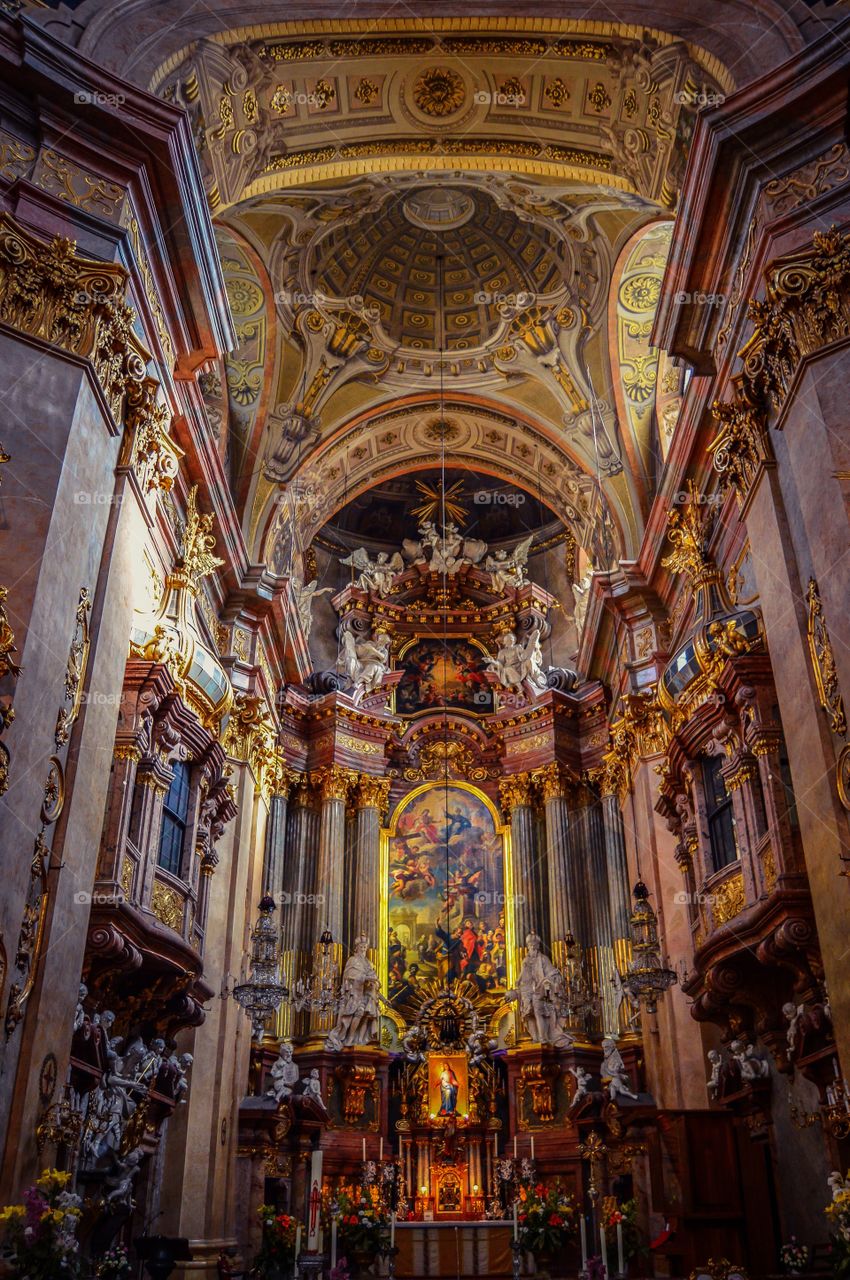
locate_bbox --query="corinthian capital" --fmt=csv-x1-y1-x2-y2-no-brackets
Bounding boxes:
498,773,534,813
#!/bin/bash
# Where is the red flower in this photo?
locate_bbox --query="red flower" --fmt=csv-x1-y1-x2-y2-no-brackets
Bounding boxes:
549,1214,563,1227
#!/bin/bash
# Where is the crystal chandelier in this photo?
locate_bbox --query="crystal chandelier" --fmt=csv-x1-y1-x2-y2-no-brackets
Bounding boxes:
558,930,600,1025
232,895,290,1039
620,881,677,1013
293,928,342,1016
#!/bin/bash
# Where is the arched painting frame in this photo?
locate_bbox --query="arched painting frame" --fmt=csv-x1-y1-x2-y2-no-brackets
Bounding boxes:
379,782,516,1016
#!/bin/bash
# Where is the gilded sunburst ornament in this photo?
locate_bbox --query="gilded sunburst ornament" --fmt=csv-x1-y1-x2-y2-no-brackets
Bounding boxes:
412,67,466,117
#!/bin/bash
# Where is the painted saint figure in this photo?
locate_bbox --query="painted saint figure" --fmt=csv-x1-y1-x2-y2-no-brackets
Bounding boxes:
438,1061,459,1116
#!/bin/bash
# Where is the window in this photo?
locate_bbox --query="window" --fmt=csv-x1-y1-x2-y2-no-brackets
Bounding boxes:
158,761,191,876
703,754,738,871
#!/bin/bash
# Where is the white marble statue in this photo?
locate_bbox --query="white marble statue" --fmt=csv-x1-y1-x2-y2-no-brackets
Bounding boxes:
783,1001,804,1057
173,1052,193,1102
402,1024,428,1063
611,967,641,1029
731,1039,770,1081
707,1048,723,1099
341,547,404,596
572,570,594,635
267,1041,299,1102
104,1147,144,1206
486,626,548,697
466,1027,497,1068
302,1068,326,1108
73,983,88,1033
484,535,532,593
292,577,333,639
506,932,574,1048
325,935,380,1050
338,627,391,704
569,1065,593,1108
601,1037,639,1100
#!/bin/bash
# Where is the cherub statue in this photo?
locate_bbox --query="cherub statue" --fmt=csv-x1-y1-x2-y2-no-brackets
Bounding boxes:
267,1041,299,1102
402,1024,428,1064
601,1037,638,1100
338,627,391,704
104,1147,144,1206
466,1027,497,1068
302,1068,326,1108
73,982,88,1033
730,1039,770,1081
706,1048,723,1099
341,547,404,596
783,1001,804,1058
569,1065,593,1108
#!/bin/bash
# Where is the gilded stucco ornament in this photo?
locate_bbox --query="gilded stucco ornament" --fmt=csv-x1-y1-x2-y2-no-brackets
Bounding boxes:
411,67,466,117
806,577,847,737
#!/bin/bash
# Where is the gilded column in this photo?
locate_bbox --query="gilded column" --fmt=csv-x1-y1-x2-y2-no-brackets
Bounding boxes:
538,763,577,969
498,773,536,948
353,776,391,961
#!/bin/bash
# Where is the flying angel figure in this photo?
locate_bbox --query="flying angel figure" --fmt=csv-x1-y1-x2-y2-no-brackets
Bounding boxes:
484,534,533,592
341,547,404,596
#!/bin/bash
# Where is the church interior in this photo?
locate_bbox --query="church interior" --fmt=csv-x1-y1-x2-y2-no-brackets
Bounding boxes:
2,1,850,1278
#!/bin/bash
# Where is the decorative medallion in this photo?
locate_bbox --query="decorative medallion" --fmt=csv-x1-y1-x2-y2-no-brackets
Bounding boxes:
38,1052,58,1106
837,744,850,813
411,67,466,117
620,273,662,313
40,757,64,825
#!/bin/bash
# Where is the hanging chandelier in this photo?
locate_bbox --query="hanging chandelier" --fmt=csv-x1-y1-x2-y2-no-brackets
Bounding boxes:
619,881,677,1013
232,895,290,1039
558,931,601,1025
293,928,342,1017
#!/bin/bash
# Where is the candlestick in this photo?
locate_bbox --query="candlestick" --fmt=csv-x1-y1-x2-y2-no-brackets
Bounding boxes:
513,1135,517,1159
580,1216,587,1268
600,1225,608,1277
331,1217,337,1270
380,1137,384,1161
617,1222,624,1275
530,1135,535,1161
362,1137,367,1162
513,1199,518,1242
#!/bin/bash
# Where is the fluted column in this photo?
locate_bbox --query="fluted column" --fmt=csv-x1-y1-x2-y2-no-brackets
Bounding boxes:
498,773,537,950
353,776,391,961
262,788,290,900
312,765,355,942
584,797,618,1033
601,788,633,1031
538,763,578,969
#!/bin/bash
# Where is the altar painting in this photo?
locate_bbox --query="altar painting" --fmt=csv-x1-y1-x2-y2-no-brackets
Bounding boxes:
386,784,507,1011
427,1052,469,1119
395,639,494,715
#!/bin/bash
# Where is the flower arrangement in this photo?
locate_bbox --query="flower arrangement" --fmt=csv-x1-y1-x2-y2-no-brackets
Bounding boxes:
779,1237,811,1274
94,1244,132,1279
602,1196,642,1262
254,1205,298,1276
334,1191,391,1261
0,1168,81,1280
516,1180,577,1255
827,1185,850,1278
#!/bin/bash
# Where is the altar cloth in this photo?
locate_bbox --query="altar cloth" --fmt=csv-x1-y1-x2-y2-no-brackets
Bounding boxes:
394,1222,514,1278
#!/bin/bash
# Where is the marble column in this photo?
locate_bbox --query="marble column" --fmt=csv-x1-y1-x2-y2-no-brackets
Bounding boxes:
539,763,578,969
498,773,537,951
262,788,290,900
585,797,618,1034
353,776,390,959
312,765,354,942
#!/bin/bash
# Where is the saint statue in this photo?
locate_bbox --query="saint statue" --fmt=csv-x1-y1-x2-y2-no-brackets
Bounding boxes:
338,627,391,704
325,935,380,1050
266,1041,299,1102
486,626,548,697
507,932,574,1048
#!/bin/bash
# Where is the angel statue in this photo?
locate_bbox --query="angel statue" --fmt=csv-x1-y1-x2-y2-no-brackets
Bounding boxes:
484,535,533,593
338,626,391,704
341,547,404,597
486,625,548,697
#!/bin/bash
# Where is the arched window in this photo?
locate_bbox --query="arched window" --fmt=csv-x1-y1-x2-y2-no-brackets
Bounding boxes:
702,754,738,872
158,761,191,877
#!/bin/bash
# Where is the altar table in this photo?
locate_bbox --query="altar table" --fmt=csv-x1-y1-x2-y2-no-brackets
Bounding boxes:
394,1221,515,1278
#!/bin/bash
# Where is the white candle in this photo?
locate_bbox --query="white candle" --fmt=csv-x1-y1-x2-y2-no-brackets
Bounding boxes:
580,1216,588,1268
513,1136,517,1159
362,1137,367,1162
331,1217,337,1270
600,1225,608,1276
380,1137,384,1161
513,1199,518,1242
530,1136,535,1161
617,1222,624,1275
295,1224,301,1258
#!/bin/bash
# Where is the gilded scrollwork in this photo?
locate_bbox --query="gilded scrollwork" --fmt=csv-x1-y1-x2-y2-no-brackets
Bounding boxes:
806,577,847,736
